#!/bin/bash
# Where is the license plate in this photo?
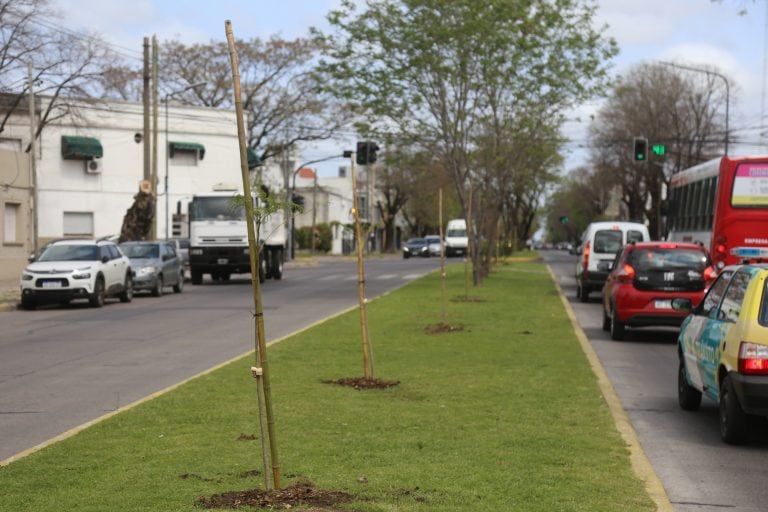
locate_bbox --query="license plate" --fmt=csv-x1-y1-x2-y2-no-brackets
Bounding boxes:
42,281,62,288
217,258,228,265
655,299,672,309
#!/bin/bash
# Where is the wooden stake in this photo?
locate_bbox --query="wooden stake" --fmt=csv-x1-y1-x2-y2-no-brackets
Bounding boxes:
225,20,281,490
350,155,373,379
439,188,446,323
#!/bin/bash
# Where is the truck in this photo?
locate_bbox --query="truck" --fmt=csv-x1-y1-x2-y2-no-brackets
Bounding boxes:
445,218,468,257
187,183,286,284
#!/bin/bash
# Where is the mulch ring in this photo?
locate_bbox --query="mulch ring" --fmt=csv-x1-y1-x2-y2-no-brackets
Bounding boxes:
321,377,400,390
450,295,486,303
424,322,465,334
195,479,353,510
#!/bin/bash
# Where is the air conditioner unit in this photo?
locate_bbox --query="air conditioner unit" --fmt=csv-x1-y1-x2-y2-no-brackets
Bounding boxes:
85,159,102,174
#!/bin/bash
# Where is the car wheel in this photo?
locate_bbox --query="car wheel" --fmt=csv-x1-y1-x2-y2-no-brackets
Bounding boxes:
191,269,203,285
601,307,611,332
119,273,133,303
21,296,37,310
152,275,164,297
89,277,105,308
173,272,184,293
677,358,701,411
720,374,749,444
403,253,410,259
610,307,625,341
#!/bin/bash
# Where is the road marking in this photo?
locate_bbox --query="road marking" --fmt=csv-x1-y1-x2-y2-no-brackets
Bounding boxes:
375,274,397,280
546,265,674,512
401,273,421,279
318,274,342,281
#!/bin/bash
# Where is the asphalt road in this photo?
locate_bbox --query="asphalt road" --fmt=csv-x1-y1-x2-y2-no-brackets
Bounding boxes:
542,250,768,512
0,255,441,462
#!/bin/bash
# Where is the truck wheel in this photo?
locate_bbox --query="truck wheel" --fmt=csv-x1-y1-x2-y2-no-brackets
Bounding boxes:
271,248,283,280
191,269,203,285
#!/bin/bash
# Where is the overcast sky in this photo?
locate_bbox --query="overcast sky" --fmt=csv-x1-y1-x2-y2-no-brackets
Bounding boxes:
50,0,768,175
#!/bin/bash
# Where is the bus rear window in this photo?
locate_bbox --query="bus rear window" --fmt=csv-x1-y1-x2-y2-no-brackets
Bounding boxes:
731,163,768,207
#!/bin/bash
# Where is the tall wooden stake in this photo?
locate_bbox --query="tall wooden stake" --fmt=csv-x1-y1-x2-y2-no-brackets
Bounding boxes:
225,20,281,490
439,188,447,323
350,156,373,379
465,181,473,298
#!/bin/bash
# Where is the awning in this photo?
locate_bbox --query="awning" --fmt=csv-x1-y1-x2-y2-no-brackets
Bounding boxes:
169,141,205,159
247,147,261,169
61,135,103,160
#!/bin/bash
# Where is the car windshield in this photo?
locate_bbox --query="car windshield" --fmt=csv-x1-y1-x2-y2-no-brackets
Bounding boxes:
38,244,98,262
626,248,708,271
121,244,159,259
593,230,622,253
408,238,426,246
189,196,246,221
425,236,440,243
447,229,466,237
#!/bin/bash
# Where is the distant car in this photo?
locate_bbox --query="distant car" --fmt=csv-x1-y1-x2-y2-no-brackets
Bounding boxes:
119,240,184,296
403,238,429,259
675,249,768,444
20,239,133,309
601,241,715,340
425,235,442,257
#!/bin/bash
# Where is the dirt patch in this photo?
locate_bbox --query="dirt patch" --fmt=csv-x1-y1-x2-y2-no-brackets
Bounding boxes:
321,377,400,390
180,473,222,483
451,296,486,303
236,433,257,441
424,322,465,334
195,479,353,510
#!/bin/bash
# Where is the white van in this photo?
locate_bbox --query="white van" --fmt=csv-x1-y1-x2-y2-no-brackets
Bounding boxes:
445,219,468,257
575,221,649,302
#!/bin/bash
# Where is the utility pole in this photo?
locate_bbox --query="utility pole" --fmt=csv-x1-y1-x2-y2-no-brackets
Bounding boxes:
142,37,150,182
27,63,38,256
150,35,159,239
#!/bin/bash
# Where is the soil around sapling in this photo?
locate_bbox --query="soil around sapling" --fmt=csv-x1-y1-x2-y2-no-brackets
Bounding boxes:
451,295,486,303
321,377,400,390
195,479,353,510
424,322,465,334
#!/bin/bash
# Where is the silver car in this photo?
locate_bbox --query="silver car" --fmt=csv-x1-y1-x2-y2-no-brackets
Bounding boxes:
119,241,184,296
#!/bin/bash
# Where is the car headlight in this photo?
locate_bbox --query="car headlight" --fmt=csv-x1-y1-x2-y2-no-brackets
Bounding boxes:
21,273,33,281
190,248,203,255
404,247,410,252
137,266,158,276
72,272,91,279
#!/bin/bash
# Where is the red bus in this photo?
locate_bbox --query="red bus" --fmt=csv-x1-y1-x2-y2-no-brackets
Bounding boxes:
667,155,768,268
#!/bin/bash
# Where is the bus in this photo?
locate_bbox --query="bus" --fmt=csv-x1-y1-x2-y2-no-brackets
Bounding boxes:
666,155,768,268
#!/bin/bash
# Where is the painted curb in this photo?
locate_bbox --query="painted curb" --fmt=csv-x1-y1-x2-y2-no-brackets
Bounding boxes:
546,265,674,512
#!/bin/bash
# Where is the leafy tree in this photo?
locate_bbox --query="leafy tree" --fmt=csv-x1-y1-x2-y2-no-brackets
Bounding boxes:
316,0,617,282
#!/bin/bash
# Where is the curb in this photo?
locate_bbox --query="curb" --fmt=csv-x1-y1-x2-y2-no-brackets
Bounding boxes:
546,265,674,512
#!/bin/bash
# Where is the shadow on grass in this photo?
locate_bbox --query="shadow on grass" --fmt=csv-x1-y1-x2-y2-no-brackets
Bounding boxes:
321,377,401,390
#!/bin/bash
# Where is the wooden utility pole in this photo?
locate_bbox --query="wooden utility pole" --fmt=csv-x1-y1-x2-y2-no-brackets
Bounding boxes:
225,20,281,490
150,35,159,239
142,37,150,183
27,63,38,256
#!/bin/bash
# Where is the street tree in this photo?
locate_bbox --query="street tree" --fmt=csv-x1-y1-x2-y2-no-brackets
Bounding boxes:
316,0,616,282
588,62,727,237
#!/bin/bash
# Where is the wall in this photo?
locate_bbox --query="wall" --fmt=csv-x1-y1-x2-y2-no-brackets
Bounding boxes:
0,148,32,281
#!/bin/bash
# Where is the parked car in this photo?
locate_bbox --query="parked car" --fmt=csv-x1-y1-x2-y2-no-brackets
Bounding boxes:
403,238,429,259
575,221,650,302
20,239,133,309
119,240,184,296
675,248,768,444
601,241,715,340
425,235,442,257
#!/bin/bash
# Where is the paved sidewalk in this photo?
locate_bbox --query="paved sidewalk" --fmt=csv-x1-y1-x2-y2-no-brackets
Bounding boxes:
0,278,18,312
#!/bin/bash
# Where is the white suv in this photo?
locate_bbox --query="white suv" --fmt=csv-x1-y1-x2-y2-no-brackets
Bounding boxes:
20,239,133,310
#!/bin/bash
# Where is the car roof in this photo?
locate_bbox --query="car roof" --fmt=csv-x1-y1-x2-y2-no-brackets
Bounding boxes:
119,240,164,245
626,241,706,251
50,238,108,246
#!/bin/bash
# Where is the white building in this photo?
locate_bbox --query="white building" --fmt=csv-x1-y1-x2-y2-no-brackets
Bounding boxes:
0,94,283,276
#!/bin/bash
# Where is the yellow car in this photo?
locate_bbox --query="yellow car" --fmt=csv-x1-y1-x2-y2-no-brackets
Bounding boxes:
675,249,768,444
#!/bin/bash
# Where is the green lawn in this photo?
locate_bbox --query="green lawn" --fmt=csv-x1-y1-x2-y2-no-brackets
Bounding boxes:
0,259,655,511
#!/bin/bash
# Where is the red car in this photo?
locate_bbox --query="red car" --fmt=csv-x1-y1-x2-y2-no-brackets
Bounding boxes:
601,241,716,340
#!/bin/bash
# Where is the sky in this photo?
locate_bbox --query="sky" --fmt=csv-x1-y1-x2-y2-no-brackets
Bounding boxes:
49,0,768,177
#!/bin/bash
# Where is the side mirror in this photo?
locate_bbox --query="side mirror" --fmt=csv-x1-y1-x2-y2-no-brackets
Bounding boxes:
28,253,36,263
671,298,693,313
101,255,110,263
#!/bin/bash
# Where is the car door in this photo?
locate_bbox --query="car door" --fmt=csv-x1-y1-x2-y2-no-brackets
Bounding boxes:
697,270,750,399
162,243,179,285
100,244,121,290
680,270,733,395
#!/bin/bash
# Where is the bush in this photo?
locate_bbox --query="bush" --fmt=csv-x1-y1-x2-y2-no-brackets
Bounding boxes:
296,223,332,252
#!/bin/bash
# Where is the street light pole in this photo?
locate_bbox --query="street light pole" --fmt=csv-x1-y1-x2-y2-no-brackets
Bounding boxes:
164,82,205,240
659,61,730,155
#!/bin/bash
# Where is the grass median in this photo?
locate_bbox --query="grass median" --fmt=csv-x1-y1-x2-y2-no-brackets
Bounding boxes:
0,258,655,511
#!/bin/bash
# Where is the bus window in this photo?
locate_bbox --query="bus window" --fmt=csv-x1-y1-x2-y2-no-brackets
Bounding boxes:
731,163,768,207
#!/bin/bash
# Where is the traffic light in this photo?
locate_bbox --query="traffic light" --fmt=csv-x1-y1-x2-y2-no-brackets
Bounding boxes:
355,141,380,165
633,137,648,162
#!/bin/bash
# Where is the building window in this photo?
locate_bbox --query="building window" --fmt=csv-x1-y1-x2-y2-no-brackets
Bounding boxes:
3,203,21,244
63,212,94,237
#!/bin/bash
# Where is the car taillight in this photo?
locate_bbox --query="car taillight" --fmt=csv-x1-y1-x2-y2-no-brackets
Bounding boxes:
738,342,768,375
703,265,717,283
582,241,590,277
616,264,635,283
